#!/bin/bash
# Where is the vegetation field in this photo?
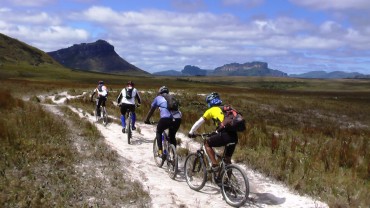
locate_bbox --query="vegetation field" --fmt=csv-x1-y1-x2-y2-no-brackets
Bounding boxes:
1,65,369,207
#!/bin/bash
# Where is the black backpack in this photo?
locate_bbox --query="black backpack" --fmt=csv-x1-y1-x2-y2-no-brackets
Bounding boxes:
219,105,246,132
162,93,179,111
125,87,133,99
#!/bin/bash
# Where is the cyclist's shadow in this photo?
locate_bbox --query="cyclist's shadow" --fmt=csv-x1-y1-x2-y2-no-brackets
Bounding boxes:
129,135,154,145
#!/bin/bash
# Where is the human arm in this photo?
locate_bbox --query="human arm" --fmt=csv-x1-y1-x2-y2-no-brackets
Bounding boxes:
116,90,123,106
135,89,141,105
188,117,206,137
144,106,156,124
90,89,96,102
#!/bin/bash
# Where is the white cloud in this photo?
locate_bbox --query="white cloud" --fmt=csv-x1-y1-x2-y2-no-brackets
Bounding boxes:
289,0,370,10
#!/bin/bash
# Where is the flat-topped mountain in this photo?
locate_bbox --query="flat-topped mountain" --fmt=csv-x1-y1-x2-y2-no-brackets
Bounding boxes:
154,62,287,77
47,40,148,74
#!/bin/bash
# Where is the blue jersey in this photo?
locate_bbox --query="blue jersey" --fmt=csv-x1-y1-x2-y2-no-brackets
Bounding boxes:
151,95,182,119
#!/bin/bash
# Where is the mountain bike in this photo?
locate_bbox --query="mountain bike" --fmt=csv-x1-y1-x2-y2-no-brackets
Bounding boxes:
184,133,249,207
124,107,134,144
94,100,108,126
152,130,178,179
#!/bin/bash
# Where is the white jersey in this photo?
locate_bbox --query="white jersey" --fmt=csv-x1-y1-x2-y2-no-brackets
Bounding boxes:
117,87,140,105
94,85,108,97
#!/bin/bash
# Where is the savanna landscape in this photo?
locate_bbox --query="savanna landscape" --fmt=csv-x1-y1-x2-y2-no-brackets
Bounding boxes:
1,59,369,207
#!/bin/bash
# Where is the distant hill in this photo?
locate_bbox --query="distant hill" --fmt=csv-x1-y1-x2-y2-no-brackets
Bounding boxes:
153,61,287,77
0,33,60,66
214,61,287,77
290,70,366,79
153,70,183,76
47,40,149,75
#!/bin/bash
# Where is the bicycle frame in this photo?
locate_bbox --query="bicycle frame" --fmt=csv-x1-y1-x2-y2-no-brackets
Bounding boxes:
196,134,228,183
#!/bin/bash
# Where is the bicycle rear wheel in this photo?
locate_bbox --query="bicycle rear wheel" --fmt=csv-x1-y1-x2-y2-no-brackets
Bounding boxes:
220,164,249,207
184,153,207,191
166,144,178,179
152,138,165,167
126,114,132,144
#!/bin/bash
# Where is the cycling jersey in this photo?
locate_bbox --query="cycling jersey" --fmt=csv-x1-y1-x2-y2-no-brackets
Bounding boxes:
151,95,182,119
202,106,224,127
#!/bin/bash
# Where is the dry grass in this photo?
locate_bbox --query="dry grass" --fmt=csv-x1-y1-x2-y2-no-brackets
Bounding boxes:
2,73,370,207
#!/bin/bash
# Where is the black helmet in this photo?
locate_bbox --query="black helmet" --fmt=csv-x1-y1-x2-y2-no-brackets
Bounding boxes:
127,81,134,87
205,92,222,107
98,80,104,84
158,86,169,94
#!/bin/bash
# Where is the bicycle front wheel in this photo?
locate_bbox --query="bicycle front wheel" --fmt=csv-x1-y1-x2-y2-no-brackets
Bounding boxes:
152,138,164,167
102,108,108,126
221,164,249,207
126,115,132,144
184,153,207,191
166,144,178,179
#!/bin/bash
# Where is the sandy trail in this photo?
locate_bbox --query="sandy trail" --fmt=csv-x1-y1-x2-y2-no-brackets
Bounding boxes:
46,93,328,208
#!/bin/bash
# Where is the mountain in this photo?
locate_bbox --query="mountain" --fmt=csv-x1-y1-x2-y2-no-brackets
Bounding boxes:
153,61,287,77
290,70,366,79
47,40,148,74
214,61,287,77
0,33,60,66
153,70,183,76
181,65,210,76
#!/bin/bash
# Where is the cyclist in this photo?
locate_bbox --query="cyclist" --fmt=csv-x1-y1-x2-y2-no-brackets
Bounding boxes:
90,80,108,118
144,86,182,158
188,92,238,172
117,81,141,133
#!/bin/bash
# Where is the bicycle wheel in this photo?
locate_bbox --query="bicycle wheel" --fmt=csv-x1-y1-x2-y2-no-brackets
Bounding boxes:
220,164,249,207
95,107,99,122
152,138,165,167
166,144,178,179
126,114,132,144
102,107,108,126
184,153,207,191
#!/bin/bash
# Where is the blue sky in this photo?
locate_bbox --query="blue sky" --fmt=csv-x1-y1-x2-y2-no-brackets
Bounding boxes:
1,0,370,74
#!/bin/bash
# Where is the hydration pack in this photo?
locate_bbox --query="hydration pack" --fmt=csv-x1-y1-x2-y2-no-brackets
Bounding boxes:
125,87,133,99
219,105,246,132
162,93,179,111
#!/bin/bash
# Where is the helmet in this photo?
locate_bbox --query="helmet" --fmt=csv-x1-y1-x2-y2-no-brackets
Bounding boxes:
127,81,134,87
158,86,169,94
205,92,222,107
98,80,104,84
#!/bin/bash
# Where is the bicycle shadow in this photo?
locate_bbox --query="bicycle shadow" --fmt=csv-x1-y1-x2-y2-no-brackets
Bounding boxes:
247,192,286,206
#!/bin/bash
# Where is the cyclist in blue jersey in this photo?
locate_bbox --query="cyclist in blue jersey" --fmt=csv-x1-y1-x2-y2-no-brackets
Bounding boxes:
144,86,182,157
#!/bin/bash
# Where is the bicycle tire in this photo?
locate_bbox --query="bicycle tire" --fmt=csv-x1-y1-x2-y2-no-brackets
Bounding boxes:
152,137,164,167
95,107,99,122
184,153,207,191
166,144,178,179
102,107,108,126
220,164,249,207
126,114,132,144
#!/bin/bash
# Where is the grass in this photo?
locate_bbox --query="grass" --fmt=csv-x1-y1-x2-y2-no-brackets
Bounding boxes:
0,88,150,207
1,67,370,207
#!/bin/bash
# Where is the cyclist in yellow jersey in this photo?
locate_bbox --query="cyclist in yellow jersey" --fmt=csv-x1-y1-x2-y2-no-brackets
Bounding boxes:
188,92,238,171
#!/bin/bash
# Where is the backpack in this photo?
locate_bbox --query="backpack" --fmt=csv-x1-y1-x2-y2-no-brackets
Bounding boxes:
162,93,179,111
219,105,246,132
125,87,133,99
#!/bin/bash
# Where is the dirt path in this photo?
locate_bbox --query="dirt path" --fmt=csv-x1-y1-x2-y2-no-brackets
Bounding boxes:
45,92,329,208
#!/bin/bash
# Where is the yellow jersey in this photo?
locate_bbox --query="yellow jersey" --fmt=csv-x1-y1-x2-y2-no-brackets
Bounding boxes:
202,106,224,127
